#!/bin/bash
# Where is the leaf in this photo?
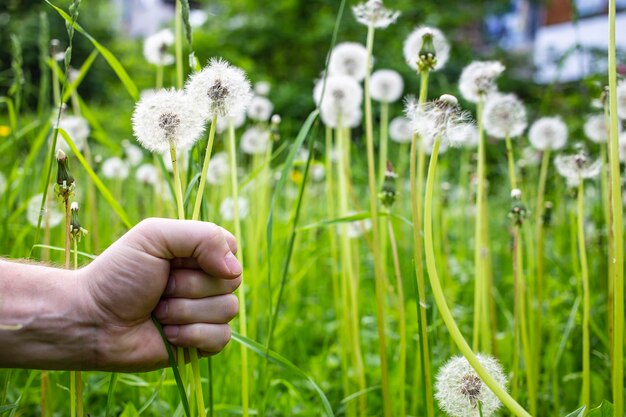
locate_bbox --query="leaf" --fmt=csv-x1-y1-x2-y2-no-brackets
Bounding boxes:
587,401,614,417
231,331,334,417
46,1,139,100
564,406,586,417
298,212,372,232
62,49,99,102
0,97,17,133
31,244,97,260
57,128,134,229
105,373,118,417
0,404,17,415
119,403,139,417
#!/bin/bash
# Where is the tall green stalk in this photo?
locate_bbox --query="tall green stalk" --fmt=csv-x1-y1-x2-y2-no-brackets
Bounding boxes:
192,115,218,221
423,137,531,417
576,176,590,409
607,3,624,415
174,1,184,89
363,22,391,417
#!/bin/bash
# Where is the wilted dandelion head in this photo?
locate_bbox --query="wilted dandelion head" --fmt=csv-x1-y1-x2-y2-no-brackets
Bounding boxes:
220,196,249,221
101,157,130,180
403,26,450,72
206,152,230,185
27,193,63,228
132,88,205,153
352,0,400,29
555,151,602,182
55,115,90,153
617,80,626,120
143,29,175,66
583,114,609,144
314,75,363,115
528,116,568,151
459,61,505,103
185,58,253,119
135,163,159,186
370,69,404,103
247,96,274,122
435,354,507,417
482,93,527,139
389,116,413,143
328,42,369,81
241,127,271,155
406,94,473,148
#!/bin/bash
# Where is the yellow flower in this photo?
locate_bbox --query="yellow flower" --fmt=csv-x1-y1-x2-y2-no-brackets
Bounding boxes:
0,125,11,137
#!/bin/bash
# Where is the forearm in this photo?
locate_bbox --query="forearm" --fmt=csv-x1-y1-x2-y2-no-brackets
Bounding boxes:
0,260,97,370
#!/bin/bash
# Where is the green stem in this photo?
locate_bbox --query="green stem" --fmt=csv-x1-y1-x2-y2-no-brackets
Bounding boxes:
424,137,531,417
363,22,391,417
608,3,624,415
156,64,164,90
190,348,206,417
192,115,218,221
577,176,590,409
473,96,486,351
378,102,389,186
505,134,517,190
227,121,249,417
175,1,184,89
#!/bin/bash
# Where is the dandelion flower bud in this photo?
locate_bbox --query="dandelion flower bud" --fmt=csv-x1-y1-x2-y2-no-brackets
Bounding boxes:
247,96,274,122
352,0,400,29
379,161,398,208
135,163,159,186
618,80,626,120
220,197,249,221
403,26,450,72
389,116,413,143
241,127,270,155
370,69,404,103
101,157,130,180
143,29,175,66
55,149,75,199
435,354,507,417
186,58,253,119
483,93,527,139
328,42,368,81
132,88,205,153
528,117,568,151
27,193,63,228
69,202,88,241
555,151,602,181
55,115,90,152
459,61,505,103
583,114,609,144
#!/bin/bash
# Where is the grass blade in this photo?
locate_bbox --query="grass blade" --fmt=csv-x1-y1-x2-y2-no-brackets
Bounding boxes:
105,373,118,417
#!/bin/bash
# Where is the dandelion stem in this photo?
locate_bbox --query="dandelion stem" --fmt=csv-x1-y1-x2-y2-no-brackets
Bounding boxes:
576,176,590,409
608,2,624,414
424,137,532,417
363,21,392,417
190,348,206,417
504,134,517,190
175,1,184,89
378,102,389,186
192,114,218,221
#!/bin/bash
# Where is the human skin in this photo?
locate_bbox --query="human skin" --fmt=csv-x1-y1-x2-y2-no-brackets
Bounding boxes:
0,218,241,372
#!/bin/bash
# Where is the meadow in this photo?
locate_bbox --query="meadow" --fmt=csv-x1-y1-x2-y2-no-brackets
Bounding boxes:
0,0,625,416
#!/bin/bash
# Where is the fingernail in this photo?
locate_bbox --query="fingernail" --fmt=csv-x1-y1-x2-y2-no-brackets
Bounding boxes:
154,301,168,320
164,326,179,339
164,278,175,295
225,252,242,275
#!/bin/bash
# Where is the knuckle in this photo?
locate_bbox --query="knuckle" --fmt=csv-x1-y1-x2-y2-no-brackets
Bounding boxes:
223,294,239,319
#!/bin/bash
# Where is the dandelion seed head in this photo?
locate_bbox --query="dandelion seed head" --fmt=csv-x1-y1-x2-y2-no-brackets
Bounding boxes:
314,75,363,116
54,115,90,153
528,116,568,151
352,0,400,29
459,61,505,103
135,163,159,186
254,81,271,96
320,102,362,129
370,69,404,103
27,193,63,228
403,26,450,72
220,197,249,221
583,114,609,144
483,93,527,139
617,80,626,120
407,94,473,147
247,96,274,122
328,42,369,81
143,29,175,66
206,152,230,185
185,58,253,119
511,188,522,199
241,126,271,155
435,354,507,417
132,88,205,153
555,151,602,181
389,116,413,143
215,109,247,134
101,157,130,180
124,143,144,167
449,123,479,149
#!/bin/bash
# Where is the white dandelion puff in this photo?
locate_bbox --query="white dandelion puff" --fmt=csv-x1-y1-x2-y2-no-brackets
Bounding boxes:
618,80,626,120
583,114,609,144
314,75,363,114
403,26,450,72
132,88,205,153
135,163,159,185
482,93,527,139
162,151,190,172
328,42,368,81
459,61,505,103
618,132,626,162
241,126,271,155
389,116,413,143
528,116,568,151
342,214,372,239
254,81,271,96
310,163,326,182
435,354,507,417
185,58,253,119
143,29,175,66
247,96,274,122
449,123,479,149
220,197,249,221
206,152,230,185
370,69,404,103
123,142,144,167
555,152,602,182
101,157,130,180
215,109,247,134
406,94,473,147
27,193,63,228
352,0,400,29
320,102,362,129
55,115,90,153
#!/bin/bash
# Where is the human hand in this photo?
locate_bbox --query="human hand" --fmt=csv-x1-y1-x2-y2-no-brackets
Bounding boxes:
81,218,241,372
